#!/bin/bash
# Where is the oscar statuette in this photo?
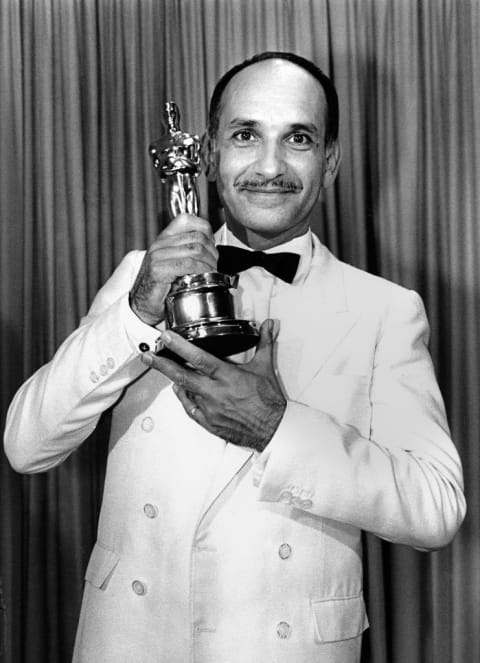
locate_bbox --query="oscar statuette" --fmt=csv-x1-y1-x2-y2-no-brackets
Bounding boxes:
149,101,259,358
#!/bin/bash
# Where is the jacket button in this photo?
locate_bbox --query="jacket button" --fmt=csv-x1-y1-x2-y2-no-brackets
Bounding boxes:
89,371,99,383
276,621,291,639
278,543,292,560
299,498,313,509
99,364,107,376
106,357,115,369
141,416,154,432
143,503,158,519
132,580,147,595
279,490,293,504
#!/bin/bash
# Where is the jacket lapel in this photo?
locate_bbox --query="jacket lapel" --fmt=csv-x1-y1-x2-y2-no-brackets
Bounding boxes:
274,240,359,400
196,443,253,532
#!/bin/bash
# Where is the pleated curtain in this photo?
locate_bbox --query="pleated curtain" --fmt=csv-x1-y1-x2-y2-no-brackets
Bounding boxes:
1,1,478,661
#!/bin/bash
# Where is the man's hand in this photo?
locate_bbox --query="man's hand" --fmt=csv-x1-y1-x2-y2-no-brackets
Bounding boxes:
140,319,286,452
130,214,218,326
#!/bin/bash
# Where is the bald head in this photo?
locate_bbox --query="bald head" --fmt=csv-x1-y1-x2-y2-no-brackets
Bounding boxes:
207,51,339,148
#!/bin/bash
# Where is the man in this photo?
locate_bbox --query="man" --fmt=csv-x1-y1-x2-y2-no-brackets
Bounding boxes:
4,52,465,663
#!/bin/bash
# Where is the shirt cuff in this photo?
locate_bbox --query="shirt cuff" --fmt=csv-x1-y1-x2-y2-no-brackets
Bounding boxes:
120,293,165,354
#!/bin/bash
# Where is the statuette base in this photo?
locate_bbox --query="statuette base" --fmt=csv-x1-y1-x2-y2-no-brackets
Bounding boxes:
159,319,259,359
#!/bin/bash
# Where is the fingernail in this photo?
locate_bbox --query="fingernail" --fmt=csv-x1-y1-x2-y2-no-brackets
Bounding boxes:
162,331,171,344
141,352,153,366
154,334,164,353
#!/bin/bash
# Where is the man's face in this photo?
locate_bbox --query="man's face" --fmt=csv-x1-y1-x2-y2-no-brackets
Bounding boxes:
211,59,339,249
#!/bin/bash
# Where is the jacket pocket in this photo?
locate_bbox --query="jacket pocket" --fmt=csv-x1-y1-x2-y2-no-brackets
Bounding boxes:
311,594,369,643
84,541,120,590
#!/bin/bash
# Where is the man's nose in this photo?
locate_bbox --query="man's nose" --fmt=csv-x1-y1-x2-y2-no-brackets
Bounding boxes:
254,140,286,179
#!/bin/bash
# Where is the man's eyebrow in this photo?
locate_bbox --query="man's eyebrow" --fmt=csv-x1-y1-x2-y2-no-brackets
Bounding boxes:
289,122,320,135
226,118,258,129
225,118,320,135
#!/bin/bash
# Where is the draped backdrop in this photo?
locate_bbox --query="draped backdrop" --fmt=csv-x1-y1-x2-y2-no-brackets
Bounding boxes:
1,1,479,661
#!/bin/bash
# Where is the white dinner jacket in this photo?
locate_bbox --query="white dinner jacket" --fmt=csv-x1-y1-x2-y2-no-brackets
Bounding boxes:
4,231,465,663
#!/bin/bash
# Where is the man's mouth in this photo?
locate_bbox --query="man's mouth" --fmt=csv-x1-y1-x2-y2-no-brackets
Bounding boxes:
239,186,294,193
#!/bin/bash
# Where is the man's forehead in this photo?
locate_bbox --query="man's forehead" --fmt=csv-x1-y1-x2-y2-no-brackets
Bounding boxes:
217,59,326,126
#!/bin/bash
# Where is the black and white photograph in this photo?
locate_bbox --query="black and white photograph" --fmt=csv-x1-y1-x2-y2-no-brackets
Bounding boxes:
0,1,478,662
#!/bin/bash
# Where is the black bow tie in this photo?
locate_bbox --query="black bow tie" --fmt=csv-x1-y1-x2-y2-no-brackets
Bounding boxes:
217,245,300,284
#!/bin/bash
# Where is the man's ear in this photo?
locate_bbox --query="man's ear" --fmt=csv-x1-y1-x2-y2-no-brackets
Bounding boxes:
200,132,219,181
321,140,342,188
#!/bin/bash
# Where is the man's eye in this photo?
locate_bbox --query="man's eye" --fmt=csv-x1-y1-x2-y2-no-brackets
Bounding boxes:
287,133,313,148
232,129,257,143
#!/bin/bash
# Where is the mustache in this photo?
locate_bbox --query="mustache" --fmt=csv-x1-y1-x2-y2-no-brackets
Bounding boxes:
235,177,303,192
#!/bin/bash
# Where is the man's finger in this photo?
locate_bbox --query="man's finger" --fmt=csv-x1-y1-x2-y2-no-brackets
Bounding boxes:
162,214,214,240
157,330,221,378
141,351,211,395
150,230,219,260
172,384,205,422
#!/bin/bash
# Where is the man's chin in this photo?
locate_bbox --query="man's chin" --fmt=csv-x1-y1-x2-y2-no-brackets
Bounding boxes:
226,212,308,248
230,197,301,228
234,215,294,236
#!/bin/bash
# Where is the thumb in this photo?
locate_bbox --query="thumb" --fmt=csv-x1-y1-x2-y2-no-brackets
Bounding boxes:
251,319,280,366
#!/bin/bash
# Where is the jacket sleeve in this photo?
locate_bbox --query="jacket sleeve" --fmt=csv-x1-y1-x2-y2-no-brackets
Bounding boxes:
256,289,466,551
3,250,161,474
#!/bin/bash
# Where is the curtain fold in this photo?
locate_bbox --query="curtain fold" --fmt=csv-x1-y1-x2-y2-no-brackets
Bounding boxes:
1,1,478,661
